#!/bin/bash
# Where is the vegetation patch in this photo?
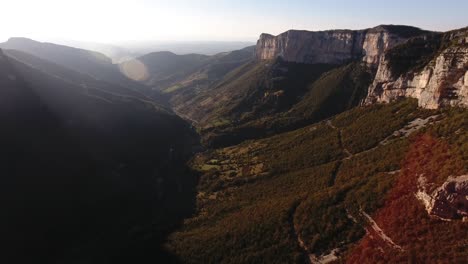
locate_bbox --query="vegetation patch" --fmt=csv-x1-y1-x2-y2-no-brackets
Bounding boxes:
166,100,467,263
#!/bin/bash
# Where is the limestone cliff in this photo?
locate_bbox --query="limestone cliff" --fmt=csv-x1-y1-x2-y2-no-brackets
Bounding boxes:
256,25,425,66
366,28,468,109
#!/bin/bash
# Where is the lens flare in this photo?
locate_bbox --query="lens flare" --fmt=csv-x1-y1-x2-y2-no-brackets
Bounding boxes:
118,59,149,81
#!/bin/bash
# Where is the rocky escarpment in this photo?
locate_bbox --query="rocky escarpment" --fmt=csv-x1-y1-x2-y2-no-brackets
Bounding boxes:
365,28,468,109
416,174,468,221
256,25,426,66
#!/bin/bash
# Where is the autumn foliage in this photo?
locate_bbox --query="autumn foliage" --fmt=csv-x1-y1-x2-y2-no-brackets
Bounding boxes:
346,134,467,263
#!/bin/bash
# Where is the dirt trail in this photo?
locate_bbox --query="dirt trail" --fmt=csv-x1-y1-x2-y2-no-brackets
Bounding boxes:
326,120,348,186
289,121,346,264
327,115,440,163
359,208,404,251
288,203,312,264
326,120,352,160
290,202,340,264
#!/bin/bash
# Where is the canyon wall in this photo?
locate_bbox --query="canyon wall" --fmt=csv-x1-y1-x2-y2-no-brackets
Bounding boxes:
257,25,468,109
366,29,468,109
256,25,421,66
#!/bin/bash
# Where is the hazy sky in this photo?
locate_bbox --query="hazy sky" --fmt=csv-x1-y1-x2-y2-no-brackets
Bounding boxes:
1,0,467,43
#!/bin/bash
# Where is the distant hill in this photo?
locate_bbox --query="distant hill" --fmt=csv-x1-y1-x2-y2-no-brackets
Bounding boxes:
0,38,144,90
51,39,139,63
121,40,255,56
3,49,156,104
125,51,210,85
120,46,255,90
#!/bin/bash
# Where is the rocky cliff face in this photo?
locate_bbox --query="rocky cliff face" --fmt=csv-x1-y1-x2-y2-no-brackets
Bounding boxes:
361,27,409,65
416,174,468,221
256,25,423,66
256,26,468,110
256,30,365,64
366,29,468,109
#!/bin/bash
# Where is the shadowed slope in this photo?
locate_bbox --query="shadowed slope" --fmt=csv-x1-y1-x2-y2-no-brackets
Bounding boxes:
0,49,199,263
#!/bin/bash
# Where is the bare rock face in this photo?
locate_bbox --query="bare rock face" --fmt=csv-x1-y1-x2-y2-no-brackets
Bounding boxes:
362,27,408,65
366,46,468,109
256,25,420,66
366,29,468,109
256,30,365,64
416,175,468,220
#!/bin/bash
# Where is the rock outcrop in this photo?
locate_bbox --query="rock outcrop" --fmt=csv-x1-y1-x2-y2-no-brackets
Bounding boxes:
416,174,468,220
365,28,468,109
256,25,425,66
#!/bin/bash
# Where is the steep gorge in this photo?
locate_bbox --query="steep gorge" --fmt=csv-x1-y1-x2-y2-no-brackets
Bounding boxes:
0,48,200,264
2,23,467,264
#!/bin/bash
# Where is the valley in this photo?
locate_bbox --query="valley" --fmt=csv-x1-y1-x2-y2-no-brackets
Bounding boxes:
0,45,199,263
160,25,467,263
0,21,466,264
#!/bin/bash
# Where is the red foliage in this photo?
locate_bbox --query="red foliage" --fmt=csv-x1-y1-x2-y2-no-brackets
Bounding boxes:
346,134,467,263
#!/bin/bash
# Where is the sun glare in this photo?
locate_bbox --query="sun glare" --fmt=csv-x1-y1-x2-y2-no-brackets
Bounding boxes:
118,59,149,81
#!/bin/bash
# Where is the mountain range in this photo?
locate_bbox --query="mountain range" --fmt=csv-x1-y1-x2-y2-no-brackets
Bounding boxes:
0,24,466,263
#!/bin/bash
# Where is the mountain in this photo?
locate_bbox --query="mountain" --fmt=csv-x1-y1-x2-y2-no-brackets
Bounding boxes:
0,37,145,91
168,25,428,147
120,46,255,92
121,51,210,85
2,23,467,264
160,24,467,264
160,25,467,262
3,49,156,104
0,48,198,263
366,27,468,108
120,40,255,56
51,39,139,63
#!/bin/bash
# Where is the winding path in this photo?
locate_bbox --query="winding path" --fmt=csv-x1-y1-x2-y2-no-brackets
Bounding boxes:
288,203,312,264
326,120,349,186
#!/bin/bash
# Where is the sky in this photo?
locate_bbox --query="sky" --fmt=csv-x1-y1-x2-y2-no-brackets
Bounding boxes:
1,0,467,44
